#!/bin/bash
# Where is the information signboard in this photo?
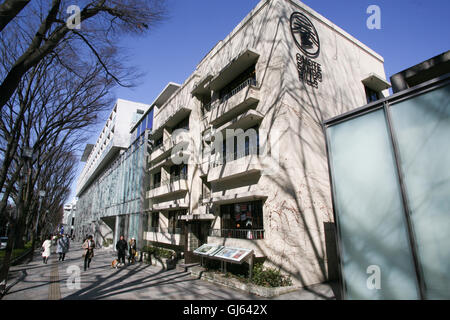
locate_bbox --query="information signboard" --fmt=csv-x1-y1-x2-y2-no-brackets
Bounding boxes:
213,246,253,263
193,244,223,256
194,243,253,264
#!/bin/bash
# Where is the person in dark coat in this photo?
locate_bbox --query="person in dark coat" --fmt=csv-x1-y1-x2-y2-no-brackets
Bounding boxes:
82,235,95,271
56,234,70,261
116,235,127,266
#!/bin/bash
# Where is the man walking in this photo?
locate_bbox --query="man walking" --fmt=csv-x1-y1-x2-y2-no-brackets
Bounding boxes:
57,234,70,261
116,235,127,266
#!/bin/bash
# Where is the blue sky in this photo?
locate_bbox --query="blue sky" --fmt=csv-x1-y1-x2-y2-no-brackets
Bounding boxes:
68,0,450,201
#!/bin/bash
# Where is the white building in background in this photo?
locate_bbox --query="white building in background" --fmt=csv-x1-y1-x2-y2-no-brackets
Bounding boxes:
62,199,77,237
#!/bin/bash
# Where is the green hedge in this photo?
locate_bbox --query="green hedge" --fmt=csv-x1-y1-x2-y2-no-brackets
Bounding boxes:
251,263,293,287
0,241,33,265
142,245,175,259
207,261,293,288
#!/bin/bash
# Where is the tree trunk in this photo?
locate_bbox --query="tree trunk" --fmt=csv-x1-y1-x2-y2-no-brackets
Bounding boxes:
0,0,31,32
0,225,16,287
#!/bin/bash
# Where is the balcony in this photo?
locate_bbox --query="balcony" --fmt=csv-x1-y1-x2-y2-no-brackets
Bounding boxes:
150,134,190,163
208,228,265,240
153,104,191,135
147,174,188,199
210,188,266,205
207,150,262,183
206,78,260,126
151,199,189,211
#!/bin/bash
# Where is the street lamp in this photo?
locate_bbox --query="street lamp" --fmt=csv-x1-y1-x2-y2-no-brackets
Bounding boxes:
35,190,46,240
21,147,34,203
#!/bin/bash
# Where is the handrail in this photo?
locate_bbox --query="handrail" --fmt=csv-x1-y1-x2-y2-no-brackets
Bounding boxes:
211,147,259,167
202,78,258,115
209,228,264,240
219,78,258,103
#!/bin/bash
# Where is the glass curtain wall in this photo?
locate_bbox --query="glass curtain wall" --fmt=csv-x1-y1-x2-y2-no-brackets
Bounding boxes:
325,82,450,299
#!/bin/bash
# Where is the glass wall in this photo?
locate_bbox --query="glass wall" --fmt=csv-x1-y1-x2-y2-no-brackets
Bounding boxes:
389,85,450,299
325,81,450,299
327,109,419,299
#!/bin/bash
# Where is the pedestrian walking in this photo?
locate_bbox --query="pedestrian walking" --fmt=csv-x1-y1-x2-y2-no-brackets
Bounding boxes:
116,235,127,266
128,237,137,265
82,235,95,271
57,234,70,261
41,235,52,264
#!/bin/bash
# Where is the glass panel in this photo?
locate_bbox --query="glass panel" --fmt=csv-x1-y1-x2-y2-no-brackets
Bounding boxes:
146,109,154,130
327,108,419,300
390,84,450,299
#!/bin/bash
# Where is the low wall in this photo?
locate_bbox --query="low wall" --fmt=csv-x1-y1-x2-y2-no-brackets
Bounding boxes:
190,266,301,298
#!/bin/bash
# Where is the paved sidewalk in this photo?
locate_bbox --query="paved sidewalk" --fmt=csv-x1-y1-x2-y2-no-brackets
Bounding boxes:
2,241,337,300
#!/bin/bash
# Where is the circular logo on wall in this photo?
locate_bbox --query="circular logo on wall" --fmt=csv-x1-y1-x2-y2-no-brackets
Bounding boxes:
290,12,320,58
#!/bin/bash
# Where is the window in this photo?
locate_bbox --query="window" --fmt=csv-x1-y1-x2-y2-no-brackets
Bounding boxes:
168,210,184,234
170,164,187,181
221,126,259,163
152,172,161,188
151,212,159,229
365,85,380,104
146,109,154,130
219,200,264,239
154,136,163,148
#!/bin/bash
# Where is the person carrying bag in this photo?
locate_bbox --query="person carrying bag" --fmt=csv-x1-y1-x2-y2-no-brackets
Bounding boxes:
82,235,95,271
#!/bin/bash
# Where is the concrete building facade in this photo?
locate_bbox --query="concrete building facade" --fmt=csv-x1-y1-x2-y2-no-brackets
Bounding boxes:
142,0,390,288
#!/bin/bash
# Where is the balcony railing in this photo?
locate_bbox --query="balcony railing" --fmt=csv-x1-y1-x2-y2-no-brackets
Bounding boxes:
159,227,182,234
209,228,264,240
201,101,213,116
169,173,188,183
148,227,182,234
150,173,187,190
219,78,258,104
199,191,211,202
211,147,259,167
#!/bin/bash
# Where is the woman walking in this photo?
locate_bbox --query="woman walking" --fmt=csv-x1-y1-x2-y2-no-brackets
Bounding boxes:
82,235,95,271
41,235,52,264
128,237,137,265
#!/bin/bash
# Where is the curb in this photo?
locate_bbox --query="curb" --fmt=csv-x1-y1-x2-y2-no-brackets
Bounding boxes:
10,248,33,265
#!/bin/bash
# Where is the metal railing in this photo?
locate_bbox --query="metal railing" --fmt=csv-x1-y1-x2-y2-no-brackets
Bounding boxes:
150,173,187,190
209,228,264,240
159,227,182,234
169,173,188,183
202,102,212,115
211,147,259,167
151,132,190,155
199,191,211,201
219,78,258,103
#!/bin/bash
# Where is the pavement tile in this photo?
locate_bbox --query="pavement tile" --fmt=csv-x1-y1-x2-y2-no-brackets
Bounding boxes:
2,241,336,300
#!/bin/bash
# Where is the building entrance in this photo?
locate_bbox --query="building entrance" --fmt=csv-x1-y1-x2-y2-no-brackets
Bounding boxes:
184,221,209,263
